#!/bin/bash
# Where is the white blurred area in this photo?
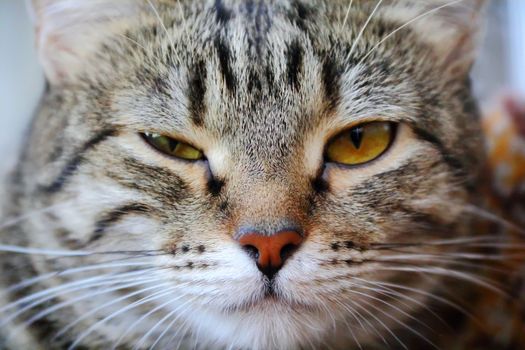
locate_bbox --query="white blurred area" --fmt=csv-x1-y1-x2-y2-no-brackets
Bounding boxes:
472,0,525,103
0,0,44,175
507,0,525,94
0,0,524,178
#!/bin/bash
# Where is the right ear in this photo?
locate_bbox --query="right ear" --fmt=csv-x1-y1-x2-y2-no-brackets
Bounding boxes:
28,0,140,86
380,0,486,78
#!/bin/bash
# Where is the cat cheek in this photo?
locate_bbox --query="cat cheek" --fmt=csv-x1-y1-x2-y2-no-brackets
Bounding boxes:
105,216,160,237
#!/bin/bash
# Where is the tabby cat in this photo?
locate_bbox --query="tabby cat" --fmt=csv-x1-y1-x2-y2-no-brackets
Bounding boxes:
1,0,523,349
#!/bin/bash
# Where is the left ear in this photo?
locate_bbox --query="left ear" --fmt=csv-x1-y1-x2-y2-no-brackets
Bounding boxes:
382,0,486,77
28,0,140,86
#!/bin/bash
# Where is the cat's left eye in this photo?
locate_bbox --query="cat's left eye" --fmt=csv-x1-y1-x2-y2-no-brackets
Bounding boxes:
141,132,204,161
325,122,396,166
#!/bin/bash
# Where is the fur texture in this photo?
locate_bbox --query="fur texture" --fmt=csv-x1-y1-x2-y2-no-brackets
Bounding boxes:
3,1,518,349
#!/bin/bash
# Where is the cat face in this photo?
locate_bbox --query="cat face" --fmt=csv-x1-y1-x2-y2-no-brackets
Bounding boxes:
9,0,485,348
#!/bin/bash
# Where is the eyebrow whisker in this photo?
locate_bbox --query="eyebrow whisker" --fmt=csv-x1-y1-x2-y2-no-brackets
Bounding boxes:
346,0,384,62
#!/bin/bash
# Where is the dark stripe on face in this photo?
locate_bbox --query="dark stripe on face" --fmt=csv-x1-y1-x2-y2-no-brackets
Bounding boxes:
207,177,225,196
214,36,236,93
214,0,232,24
311,176,329,194
397,204,450,232
40,129,116,193
265,64,275,87
88,203,154,243
187,59,207,126
152,75,172,98
247,68,262,94
321,55,341,111
288,0,312,33
286,40,304,90
412,127,466,176
113,158,188,204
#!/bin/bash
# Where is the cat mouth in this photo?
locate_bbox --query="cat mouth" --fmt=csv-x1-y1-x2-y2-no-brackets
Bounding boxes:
264,277,277,296
222,296,317,314
219,282,318,314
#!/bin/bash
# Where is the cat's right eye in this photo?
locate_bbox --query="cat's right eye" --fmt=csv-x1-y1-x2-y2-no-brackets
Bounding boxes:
141,132,204,161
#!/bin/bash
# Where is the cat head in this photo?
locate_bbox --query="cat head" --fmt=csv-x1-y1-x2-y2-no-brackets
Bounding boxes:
19,0,485,348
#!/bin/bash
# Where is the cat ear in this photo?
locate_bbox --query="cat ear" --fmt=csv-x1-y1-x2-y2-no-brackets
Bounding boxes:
383,0,486,77
28,0,139,85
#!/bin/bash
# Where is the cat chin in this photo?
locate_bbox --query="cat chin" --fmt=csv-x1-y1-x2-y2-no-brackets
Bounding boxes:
179,298,337,350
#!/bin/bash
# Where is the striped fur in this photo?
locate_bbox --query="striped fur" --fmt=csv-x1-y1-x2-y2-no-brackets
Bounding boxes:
3,1,512,349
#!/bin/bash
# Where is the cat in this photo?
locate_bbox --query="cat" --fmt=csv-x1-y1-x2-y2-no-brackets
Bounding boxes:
1,0,523,349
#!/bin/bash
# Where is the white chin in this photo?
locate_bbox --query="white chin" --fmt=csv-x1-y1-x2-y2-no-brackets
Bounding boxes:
179,298,337,350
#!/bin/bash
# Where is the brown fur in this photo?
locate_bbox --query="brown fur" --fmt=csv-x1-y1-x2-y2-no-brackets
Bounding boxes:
3,1,522,349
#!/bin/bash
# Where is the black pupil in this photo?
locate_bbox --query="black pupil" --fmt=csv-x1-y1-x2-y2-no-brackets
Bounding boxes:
165,137,179,153
350,127,363,149
148,134,179,153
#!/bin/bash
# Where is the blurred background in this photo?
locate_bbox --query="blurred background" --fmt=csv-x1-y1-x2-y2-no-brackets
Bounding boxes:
0,0,524,178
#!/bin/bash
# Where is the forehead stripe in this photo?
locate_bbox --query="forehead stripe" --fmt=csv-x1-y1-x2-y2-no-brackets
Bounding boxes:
214,0,232,24
286,40,304,90
214,36,237,94
187,59,207,126
321,55,341,111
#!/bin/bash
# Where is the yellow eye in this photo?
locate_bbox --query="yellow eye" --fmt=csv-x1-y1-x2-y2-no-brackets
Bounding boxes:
141,132,204,161
325,122,395,166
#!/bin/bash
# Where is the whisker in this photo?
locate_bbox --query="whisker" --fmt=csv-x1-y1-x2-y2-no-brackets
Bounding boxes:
346,0,384,61
0,244,164,258
349,298,405,349
374,254,519,274
166,318,193,350
176,0,190,44
375,265,506,296
70,285,185,350
350,293,439,350
0,201,72,231
348,286,435,334
455,243,525,249
110,284,192,350
340,0,354,31
1,273,164,332
0,266,161,316
2,261,160,297
351,277,449,329
463,204,525,235
357,0,464,66
132,295,198,350
368,237,487,249
360,279,477,324
145,0,182,65
383,252,525,261
0,244,90,257
117,33,149,52
314,291,340,331
331,299,364,350
3,277,137,329
133,298,196,350
53,281,171,340
13,278,166,342
148,296,199,350
330,296,384,347
368,235,525,250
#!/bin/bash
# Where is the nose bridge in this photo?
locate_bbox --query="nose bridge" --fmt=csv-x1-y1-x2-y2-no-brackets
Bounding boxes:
233,179,305,234
228,167,309,279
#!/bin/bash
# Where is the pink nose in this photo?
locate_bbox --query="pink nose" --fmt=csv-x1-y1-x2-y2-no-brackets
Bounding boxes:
238,231,303,278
